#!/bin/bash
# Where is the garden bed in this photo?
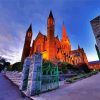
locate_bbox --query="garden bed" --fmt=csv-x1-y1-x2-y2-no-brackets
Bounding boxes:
65,70,99,84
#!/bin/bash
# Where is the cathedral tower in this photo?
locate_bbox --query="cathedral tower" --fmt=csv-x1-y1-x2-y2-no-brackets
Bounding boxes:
21,24,32,62
47,11,55,60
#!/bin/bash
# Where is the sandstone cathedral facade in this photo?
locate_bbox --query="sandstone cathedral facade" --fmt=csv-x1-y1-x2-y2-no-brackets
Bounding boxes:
21,11,88,65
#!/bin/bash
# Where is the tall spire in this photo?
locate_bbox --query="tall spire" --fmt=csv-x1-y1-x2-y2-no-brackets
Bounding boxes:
48,11,54,19
62,22,68,39
21,24,32,62
27,24,32,32
47,11,55,60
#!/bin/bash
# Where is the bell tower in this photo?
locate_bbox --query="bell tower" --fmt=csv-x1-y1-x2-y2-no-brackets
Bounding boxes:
47,11,55,60
21,24,32,62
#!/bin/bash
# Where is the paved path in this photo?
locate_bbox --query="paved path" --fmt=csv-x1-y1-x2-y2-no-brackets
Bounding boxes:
1,72,100,100
0,73,30,100
36,73,100,100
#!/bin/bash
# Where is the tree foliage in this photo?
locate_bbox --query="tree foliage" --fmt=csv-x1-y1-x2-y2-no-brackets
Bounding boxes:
57,62,90,74
77,63,91,73
0,57,10,71
11,62,23,72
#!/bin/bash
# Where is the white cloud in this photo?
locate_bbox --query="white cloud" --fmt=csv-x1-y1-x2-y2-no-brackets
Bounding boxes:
0,23,26,64
87,53,99,62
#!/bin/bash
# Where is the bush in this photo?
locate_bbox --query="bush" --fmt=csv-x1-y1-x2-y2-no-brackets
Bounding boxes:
6,62,11,71
0,58,11,71
58,62,68,74
77,63,91,73
66,79,73,83
11,62,23,72
58,62,78,74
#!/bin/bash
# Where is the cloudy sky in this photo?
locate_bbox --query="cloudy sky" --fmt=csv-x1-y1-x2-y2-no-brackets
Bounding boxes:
0,0,100,64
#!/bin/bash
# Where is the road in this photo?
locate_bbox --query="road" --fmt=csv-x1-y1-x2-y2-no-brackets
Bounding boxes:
36,73,100,100
0,73,30,100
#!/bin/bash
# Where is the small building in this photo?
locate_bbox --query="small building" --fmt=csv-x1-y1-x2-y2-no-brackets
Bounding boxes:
89,60,100,69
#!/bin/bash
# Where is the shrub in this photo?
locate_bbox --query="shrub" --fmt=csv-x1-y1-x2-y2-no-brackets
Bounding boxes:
11,62,23,72
58,62,68,74
77,63,91,73
58,62,79,74
66,70,99,84
0,57,11,71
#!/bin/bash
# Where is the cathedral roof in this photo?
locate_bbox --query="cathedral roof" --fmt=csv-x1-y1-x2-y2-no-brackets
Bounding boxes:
35,31,47,41
70,47,84,54
90,15,100,23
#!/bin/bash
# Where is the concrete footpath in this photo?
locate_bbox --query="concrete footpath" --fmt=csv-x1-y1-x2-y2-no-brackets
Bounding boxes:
1,72,100,100
37,73,100,100
0,73,30,100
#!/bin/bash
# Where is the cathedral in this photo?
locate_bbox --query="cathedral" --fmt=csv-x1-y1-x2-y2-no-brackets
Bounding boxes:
21,11,88,65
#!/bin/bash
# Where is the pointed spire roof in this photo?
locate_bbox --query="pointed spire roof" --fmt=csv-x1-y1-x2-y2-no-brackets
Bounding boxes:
62,22,68,39
38,31,42,35
27,24,32,32
48,11,54,19
78,45,81,49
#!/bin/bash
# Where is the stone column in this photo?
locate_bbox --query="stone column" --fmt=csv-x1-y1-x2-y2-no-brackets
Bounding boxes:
20,57,31,91
27,53,42,96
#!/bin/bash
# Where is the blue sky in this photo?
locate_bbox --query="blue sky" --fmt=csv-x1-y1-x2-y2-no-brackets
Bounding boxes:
0,0,100,64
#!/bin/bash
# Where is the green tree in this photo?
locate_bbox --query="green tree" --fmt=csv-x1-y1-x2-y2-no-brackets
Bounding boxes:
12,62,23,72
0,57,10,71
